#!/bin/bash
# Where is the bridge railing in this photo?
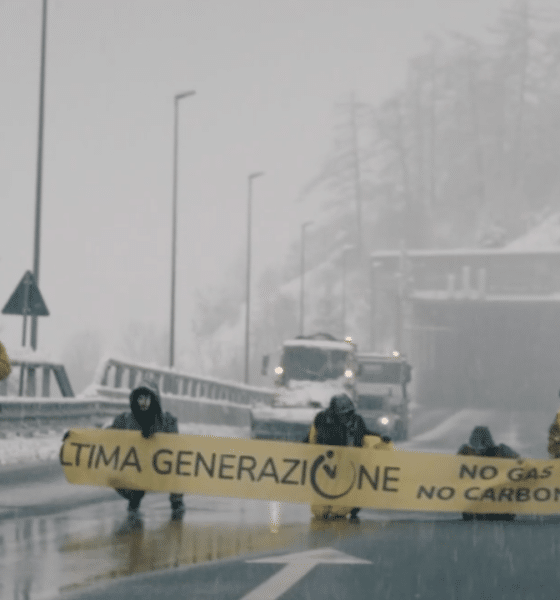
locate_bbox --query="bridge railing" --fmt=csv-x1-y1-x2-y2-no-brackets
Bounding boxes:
0,361,74,398
85,357,276,407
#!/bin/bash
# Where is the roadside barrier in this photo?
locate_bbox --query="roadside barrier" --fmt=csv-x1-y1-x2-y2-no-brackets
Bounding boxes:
0,358,275,434
80,386,252,431
0,397,128,428
0,393,252,432
90,358,276,406
61,428,560,515
0,360,74,397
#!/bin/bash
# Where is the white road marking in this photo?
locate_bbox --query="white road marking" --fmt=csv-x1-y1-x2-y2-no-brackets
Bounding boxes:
267,501,281,532
240,547,372,600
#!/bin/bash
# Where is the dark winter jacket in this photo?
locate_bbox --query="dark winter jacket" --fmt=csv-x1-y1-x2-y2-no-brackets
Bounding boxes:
458,426,519,522
305,404,377,447
458,426,519,459
110,380,179,439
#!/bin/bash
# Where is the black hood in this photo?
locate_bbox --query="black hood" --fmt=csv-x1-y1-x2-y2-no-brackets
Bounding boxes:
329,394,355,415
130,380,163,438
469,426,495,452
325,394,356,427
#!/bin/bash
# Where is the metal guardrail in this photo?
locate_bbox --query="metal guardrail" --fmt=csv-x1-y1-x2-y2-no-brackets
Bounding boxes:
92,358,276,406
0,361,74,398
0,397,127,427
0,358,276,433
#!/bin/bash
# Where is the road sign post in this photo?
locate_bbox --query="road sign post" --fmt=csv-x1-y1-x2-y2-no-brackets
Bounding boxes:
2,270,49,347
21,272,31,346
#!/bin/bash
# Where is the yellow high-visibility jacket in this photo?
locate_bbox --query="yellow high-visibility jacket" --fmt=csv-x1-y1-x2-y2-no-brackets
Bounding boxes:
0,342,11,381
548,411,560,458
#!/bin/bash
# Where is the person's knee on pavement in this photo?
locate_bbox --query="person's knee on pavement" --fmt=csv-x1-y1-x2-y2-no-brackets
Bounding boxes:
170,493,184,508
116,489,145,511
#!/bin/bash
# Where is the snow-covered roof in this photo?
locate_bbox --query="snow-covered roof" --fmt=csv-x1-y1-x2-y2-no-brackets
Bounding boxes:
369,214,560,261
503,213,560,251
283,338,353,351
370,246,560,260
356,352,406,363
410,291,560,303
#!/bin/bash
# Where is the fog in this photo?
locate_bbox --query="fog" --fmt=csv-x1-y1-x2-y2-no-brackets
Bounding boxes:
1,0,550,392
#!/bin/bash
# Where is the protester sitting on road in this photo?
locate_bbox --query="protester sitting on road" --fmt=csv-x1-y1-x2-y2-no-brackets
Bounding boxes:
458,425,519,522
304,393,392,523
0,341,11,381
109,379,185,522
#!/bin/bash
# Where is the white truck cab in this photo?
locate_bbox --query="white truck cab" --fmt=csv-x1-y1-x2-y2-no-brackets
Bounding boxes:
253,333,357,440
354,352,412,441
268,333,357,409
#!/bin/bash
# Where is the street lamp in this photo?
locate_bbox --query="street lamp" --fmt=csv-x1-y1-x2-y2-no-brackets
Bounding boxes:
30,0,48,351
244,171,264,385
299,221,313,336
169,90,196,368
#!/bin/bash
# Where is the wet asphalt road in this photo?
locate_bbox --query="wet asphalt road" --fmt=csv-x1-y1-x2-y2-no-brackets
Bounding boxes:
2,460,560,600
62,515,560,600
1,409,559,600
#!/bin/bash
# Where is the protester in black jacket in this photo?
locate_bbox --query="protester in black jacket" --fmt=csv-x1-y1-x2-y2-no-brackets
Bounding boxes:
109,379,185,521
305,393,379,447
458,426,519,522
304,393,391,522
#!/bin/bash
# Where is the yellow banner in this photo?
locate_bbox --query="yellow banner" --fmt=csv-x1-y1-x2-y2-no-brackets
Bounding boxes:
60,429,560,515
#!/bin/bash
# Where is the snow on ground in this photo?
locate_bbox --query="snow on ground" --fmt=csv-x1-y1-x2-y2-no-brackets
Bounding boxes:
399,408,553,458
0,431,65,466
0,422,249,467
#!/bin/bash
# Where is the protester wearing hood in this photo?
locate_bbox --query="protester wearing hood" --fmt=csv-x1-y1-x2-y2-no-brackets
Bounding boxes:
547,394,560,458
109,380,185,521
304,393,392,522
0,342,11,381
458,426,519,522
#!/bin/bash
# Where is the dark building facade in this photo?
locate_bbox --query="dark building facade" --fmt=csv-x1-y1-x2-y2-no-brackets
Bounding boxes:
370,248,560,411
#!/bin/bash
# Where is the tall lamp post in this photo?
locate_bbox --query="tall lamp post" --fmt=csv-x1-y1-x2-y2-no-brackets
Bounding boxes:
244,171,264,385
30,0,48,351
169,90,196,368
299,221,313,336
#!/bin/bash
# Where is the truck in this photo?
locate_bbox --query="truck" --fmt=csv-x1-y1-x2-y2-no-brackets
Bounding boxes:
252,333,358,440
353,352,412,441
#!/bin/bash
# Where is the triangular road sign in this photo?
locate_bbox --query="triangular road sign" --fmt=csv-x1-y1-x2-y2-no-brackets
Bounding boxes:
2,270,49,316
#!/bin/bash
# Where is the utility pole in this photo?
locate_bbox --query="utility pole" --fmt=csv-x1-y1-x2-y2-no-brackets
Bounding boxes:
30,0,48,351
169,90,196,368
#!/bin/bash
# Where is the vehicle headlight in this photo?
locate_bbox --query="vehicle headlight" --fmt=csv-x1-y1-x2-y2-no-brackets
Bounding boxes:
344,369,353,378
274,366,284,375
378,416,390,426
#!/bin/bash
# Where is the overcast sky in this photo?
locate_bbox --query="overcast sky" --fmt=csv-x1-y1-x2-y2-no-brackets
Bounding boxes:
0,0,515,363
